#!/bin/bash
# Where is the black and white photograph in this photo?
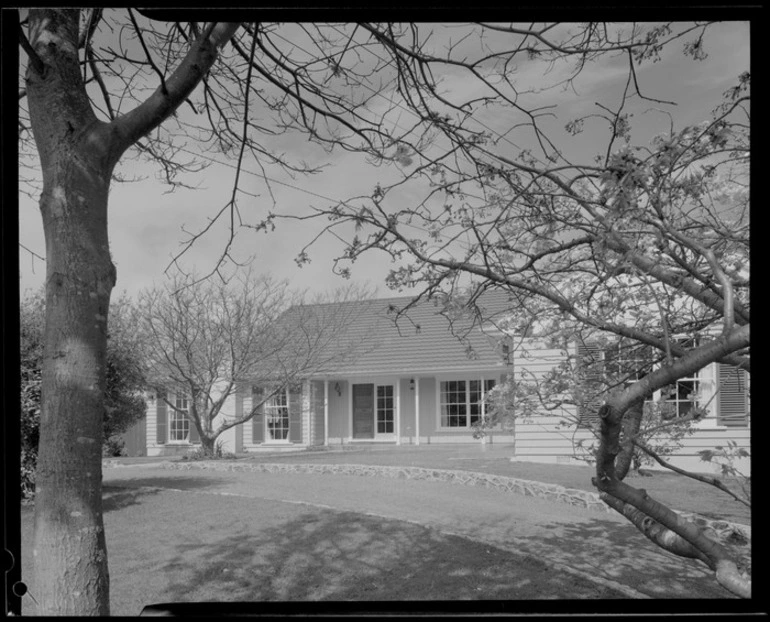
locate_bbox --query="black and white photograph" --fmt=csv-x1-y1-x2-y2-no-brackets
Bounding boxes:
10,8,752,616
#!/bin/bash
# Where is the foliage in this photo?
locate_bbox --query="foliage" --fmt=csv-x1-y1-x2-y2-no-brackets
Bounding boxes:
19,290,147,498
20,291,44,498
181,439,238,461
698,441,751,505
102,436,127,458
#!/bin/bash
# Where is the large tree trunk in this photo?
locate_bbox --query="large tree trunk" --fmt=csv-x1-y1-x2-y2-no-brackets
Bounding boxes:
200,434,218,456
26,10,117,615
23,11,240,613
33,179,115,615
594,399,751,598
614,398,644,480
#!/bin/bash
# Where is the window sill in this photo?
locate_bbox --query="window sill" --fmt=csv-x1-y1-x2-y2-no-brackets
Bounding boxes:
690,423,748,431
436,427,503,433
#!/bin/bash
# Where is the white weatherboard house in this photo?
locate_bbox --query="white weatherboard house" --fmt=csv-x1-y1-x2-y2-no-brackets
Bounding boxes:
144,293,750,475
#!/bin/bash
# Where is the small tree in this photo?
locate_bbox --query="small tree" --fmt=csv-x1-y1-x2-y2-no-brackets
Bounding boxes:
139,271,373,455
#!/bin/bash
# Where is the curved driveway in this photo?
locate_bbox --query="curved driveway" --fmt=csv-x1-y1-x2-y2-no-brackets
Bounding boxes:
103,463,735,600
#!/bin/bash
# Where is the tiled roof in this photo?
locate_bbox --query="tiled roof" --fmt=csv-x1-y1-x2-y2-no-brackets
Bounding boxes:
275,290,514,376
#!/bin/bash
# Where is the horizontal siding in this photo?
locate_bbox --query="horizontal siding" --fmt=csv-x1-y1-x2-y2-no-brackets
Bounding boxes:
510,340,751,474
415,433,515,444
512,340,569,378
673,427,750,450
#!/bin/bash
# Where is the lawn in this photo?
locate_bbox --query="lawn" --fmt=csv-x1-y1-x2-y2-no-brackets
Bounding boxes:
19,483,625,615
235,446,752,525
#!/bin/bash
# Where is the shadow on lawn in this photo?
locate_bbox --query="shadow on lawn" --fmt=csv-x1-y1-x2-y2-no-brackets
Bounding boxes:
103,475,231,513
103,485,163,513
160,510,625,602
501,518,735,599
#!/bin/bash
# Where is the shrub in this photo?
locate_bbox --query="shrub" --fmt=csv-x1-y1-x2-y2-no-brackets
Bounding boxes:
181,439,238,461
102,436,127,458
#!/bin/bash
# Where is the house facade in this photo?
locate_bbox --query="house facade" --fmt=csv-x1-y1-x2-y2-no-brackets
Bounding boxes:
504,338,750,474
144,293,750,475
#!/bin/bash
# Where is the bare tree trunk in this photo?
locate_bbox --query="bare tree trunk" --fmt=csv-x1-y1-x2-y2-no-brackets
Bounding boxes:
615,398,644,480
26,10,116,615
24,10,240,614
594,400,751,598
34,178,115,614
200,433,217,456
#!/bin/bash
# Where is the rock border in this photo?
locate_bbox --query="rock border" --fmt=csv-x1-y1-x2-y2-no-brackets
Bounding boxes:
136,459,750,545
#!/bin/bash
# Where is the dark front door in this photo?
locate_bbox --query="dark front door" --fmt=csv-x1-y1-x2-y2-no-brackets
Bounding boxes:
352,383,375,439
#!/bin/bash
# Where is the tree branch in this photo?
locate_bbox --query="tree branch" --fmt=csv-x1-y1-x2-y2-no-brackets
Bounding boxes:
19,23,45,75
111,21,241,164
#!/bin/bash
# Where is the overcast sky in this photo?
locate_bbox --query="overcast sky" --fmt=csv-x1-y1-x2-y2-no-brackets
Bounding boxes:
18,20,750,301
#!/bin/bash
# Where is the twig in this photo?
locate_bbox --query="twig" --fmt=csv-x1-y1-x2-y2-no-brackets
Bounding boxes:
632,439,750,508
19,24,45,75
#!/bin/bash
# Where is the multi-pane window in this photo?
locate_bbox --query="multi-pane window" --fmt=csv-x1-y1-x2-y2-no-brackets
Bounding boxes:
265,390,290,440
659,338,700,420
376,385,394,434
577,341,654,427
169,394,190,442
604,342,654,387
440,379,496,428
661,373,700,419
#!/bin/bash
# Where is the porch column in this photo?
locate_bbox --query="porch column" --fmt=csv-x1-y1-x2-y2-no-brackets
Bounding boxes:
323,380,329,447
395,377,401,445
414,377,420,446
347,381,353,443
302,380,311,445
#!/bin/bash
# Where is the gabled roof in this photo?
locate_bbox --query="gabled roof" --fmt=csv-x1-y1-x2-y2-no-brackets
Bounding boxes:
276,290,514,377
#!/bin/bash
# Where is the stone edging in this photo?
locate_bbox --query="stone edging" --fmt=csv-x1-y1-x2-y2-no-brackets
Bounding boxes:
128,459,750,545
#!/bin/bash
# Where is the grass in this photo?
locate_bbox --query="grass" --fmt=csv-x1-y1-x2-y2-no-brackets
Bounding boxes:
234,446,751,525
19,447,749,613
20,484,624,615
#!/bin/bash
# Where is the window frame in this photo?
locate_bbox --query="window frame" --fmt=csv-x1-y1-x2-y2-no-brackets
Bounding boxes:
167,393,192,444
575,337,743,428
376,384,395,435
576,340,656,429
437,376,497,430
264,387,291,442
658,372,701,420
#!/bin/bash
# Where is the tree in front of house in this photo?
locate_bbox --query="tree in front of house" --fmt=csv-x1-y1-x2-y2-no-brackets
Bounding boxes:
138,271,373,456
20,290,147,498
288,28,750,596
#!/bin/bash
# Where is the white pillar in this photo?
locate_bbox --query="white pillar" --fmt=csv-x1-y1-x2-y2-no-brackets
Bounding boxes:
395,378,401,445
414,377,420,446
347,381,353,443
323,380,329,446
302,380,311,445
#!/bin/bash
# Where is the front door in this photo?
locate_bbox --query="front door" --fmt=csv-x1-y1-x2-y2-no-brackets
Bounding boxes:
352,383,375,439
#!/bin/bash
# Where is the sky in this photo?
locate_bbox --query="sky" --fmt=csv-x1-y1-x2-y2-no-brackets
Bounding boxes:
17,19,750,302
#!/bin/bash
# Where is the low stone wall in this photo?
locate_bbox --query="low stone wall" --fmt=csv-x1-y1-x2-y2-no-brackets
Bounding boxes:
147,460,750,545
